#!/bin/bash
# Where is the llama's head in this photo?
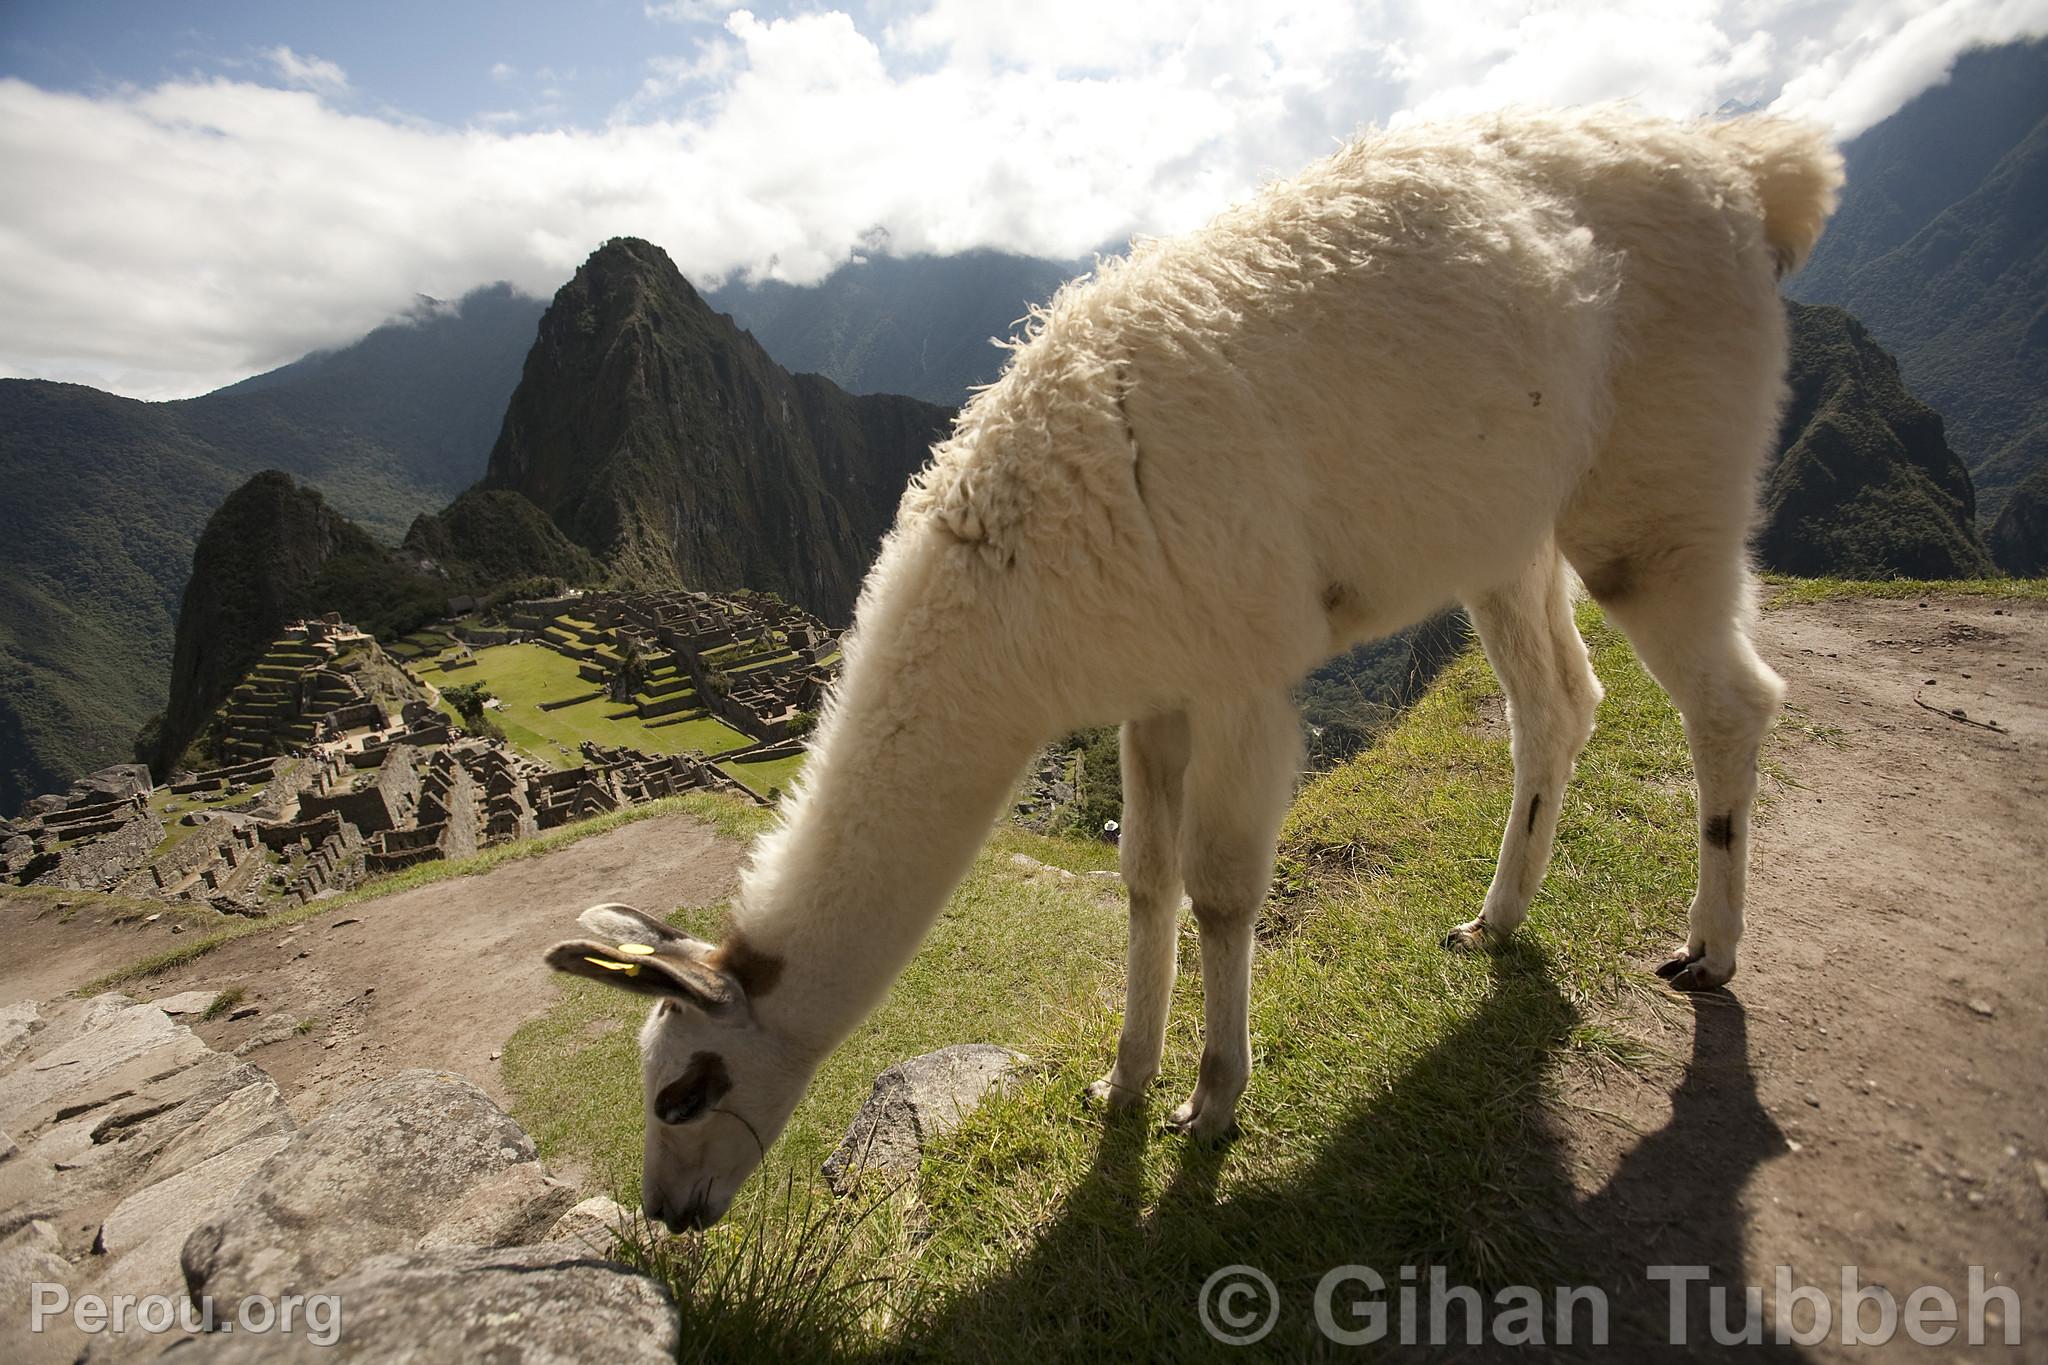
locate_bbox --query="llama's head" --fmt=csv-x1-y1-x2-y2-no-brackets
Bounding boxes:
544,903,800,1231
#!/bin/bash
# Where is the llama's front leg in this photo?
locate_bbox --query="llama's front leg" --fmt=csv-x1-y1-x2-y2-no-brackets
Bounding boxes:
1086,712,1188,1111
1168,901,1256,1139
1444,551,1601,950
1167,691,1300,1141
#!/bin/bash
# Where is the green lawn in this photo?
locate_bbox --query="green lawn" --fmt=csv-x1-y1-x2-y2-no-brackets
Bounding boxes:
1760,573,2047,605
716,751,807,799
499,602,1723,1360
418,643,751,766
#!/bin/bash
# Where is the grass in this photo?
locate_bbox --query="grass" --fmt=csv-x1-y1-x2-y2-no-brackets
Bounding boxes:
497,602,1709,1359
416,643,751,767
79,792,768,994
717,751,808,800
200,987,244,1020
1761,573,2048,606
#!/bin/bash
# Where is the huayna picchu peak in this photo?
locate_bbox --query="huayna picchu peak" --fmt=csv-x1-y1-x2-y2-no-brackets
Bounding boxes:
480,237,954,622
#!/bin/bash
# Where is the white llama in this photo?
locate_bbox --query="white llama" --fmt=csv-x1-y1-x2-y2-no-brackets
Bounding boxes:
547,107,1842,1230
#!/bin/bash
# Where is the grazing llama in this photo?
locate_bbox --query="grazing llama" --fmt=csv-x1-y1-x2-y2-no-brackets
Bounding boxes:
548,107,1842,1230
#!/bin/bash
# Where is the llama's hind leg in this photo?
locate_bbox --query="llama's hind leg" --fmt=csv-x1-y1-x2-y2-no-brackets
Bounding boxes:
1086,711,1190,1111
1168,689,1300,1140
1580,553,1783,990
1444,547,1603,950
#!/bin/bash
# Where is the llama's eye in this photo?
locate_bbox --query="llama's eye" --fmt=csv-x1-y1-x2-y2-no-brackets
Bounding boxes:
655,1051,732,1125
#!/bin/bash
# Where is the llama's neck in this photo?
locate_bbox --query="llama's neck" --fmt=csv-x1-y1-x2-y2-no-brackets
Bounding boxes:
732,606,1041,1056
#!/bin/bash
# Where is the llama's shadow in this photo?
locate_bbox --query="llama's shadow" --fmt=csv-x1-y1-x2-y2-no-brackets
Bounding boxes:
896,949,1799,1361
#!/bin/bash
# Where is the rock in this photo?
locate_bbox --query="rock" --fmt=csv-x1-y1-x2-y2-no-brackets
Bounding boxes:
96,1131,292,1279
0,1220,73,1344
148,1079,293,1181
418,1162,580,1251
545,1195,637,1257
231,1015,301,1056
79,765,154,803
1967,998,1996,1018
0,1001,190,1131
181,1069,539,1310
151,990,221,1017
183,1243,678,1363
0,1000,38,1066
822,1044,1027,1194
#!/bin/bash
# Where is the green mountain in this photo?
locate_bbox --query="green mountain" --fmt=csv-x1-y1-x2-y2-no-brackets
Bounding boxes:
402,487,602,592
708,250,1084,406
156,472,453,771
1988,462,2048,574
0,285,544,814
1788,39,2048,528
1757,302,1992,578
482,237,954,621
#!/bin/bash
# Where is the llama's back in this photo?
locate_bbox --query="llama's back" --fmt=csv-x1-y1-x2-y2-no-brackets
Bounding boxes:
895,108,1840,717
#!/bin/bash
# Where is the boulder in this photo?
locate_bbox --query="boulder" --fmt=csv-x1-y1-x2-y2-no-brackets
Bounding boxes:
183,1243,679,1363
181,1069,539,1310
822,1044,1028,1194
544,1195,637,1258
417,1162,581,1251
78,765,153,803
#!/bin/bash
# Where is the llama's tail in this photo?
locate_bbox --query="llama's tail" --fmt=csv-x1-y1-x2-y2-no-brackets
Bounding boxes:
1704,116,1845,278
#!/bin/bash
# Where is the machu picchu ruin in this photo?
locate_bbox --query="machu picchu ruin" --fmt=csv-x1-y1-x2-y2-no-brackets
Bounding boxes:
4,592,807,915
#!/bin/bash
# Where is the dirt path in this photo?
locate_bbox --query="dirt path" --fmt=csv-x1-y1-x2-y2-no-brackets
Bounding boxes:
1560,593,2046,1358
0,811,744,1122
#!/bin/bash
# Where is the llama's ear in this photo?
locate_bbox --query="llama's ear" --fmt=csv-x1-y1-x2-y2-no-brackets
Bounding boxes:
543,939,742,1016
576,902,690,947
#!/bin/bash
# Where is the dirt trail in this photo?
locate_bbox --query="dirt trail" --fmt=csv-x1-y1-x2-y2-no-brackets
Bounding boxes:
0,812,744,1121
1559,593,2046,1358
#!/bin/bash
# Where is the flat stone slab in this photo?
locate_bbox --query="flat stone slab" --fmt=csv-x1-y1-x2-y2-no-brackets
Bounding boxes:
148,1079,292,1182
184,1243,679,1362
822,1043,1028,1194
181,1069,539,1310
99,1132,292,1260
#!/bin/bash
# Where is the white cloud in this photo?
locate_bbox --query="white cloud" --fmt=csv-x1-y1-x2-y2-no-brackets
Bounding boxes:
646,0,747,23
264,45,350,95
1770,0,2048,133
3,1,2043,399
489,61,518,82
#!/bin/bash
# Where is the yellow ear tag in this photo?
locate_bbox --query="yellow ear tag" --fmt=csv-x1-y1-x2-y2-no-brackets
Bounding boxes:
615,942,657,956
583,955,641,977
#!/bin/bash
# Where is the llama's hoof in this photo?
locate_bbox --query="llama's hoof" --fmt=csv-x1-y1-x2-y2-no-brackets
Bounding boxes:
1442,919,1495,952
1656,948,1732,992
1082,1077,1144,1112
1165,1098,1240,1143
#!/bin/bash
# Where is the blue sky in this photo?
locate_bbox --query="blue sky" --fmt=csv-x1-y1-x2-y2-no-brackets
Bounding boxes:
3,1,2046,399
2,0,736,128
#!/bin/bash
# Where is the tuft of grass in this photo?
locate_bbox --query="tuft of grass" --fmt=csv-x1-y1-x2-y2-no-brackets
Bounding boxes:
293,1016,318,1035
78,792,764,994
611,1173,911,1365
200,987,244,1020
1762,574,2048,606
